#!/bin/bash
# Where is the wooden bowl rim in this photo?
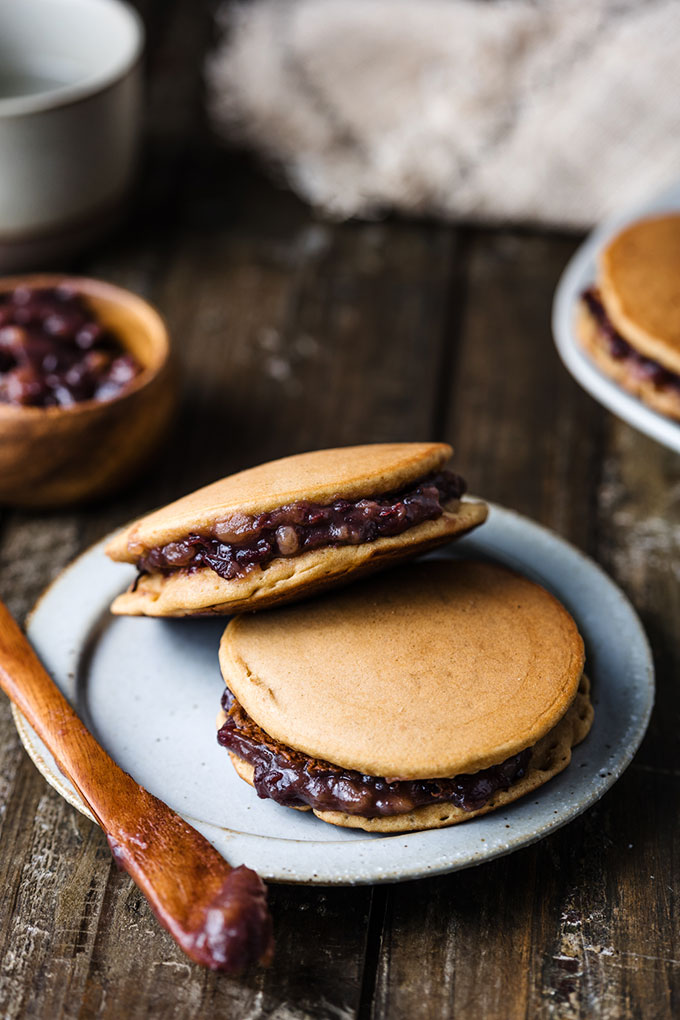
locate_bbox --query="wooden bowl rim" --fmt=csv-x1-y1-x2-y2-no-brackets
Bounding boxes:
0,273,171,419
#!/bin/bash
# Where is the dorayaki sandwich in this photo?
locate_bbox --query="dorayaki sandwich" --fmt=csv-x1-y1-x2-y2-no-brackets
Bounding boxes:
578,213,680,420
106,443,487,617
216,560,593,833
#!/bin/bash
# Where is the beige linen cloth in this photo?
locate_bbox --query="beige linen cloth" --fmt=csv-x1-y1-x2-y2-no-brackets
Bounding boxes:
207,0,680,229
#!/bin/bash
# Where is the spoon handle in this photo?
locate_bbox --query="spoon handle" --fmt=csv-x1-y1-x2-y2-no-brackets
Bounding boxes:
0,600,273,971
0,600,139,821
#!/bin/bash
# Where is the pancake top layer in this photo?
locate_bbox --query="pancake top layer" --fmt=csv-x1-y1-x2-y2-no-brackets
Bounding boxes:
599,213,680,374
107,442,452,563
219,559,585,780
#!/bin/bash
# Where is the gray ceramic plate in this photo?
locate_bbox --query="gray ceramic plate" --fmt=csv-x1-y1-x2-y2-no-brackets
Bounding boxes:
553,178,680,452
14,505,654,885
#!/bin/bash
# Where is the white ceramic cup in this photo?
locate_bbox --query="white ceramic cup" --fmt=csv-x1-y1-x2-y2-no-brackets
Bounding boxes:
0,0,144,270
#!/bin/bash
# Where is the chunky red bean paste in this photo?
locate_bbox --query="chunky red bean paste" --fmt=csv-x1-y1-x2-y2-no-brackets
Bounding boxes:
0,285,142,407
137,470,466,583
217,687,532,817
583,287,680,394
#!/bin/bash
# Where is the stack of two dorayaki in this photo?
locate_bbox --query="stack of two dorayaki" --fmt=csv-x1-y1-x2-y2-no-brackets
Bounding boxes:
107,443,593,833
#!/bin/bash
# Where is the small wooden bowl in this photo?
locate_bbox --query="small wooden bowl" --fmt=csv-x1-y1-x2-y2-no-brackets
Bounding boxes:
0,274,174,507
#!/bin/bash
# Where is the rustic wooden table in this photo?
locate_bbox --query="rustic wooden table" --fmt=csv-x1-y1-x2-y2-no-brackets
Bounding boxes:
0,2,677,1017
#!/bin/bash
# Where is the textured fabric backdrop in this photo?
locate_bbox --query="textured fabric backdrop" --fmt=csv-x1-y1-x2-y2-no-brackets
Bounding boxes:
207,0,680,229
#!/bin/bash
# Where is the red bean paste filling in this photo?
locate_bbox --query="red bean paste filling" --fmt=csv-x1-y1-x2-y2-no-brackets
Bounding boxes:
136,470,466,584
583,287,680,394
0,284,142,407
217,687,532,817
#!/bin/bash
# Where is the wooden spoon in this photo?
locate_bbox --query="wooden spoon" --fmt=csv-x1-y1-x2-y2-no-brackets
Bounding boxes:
0,600,273,972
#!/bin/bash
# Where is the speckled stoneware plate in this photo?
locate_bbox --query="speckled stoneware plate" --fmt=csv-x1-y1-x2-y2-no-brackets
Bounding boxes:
553,178,680,453
14,505,653,885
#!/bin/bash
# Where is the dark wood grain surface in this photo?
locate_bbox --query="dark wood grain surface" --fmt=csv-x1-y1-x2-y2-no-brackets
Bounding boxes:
0,2,677,1017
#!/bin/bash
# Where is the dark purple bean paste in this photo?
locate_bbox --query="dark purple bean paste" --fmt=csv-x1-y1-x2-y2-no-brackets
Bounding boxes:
217,687,532,817
0,284,142,407
583,287,680,394
137,470,466,584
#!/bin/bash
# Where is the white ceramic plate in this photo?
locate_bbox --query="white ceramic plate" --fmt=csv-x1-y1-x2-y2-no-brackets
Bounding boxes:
15,505,653,885
553,179,680,452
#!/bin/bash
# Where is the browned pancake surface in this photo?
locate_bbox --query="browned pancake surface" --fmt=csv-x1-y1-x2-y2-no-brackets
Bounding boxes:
600,213,680,374
220,559,585,779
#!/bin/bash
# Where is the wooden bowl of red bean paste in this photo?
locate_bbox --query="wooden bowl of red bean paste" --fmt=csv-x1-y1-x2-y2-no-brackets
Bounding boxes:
0,275,174,507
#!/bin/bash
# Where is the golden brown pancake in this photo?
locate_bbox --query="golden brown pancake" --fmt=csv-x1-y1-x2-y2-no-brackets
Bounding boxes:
217,560,592,833
106,444,487,617
600,214,680,373
578,213,680,417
